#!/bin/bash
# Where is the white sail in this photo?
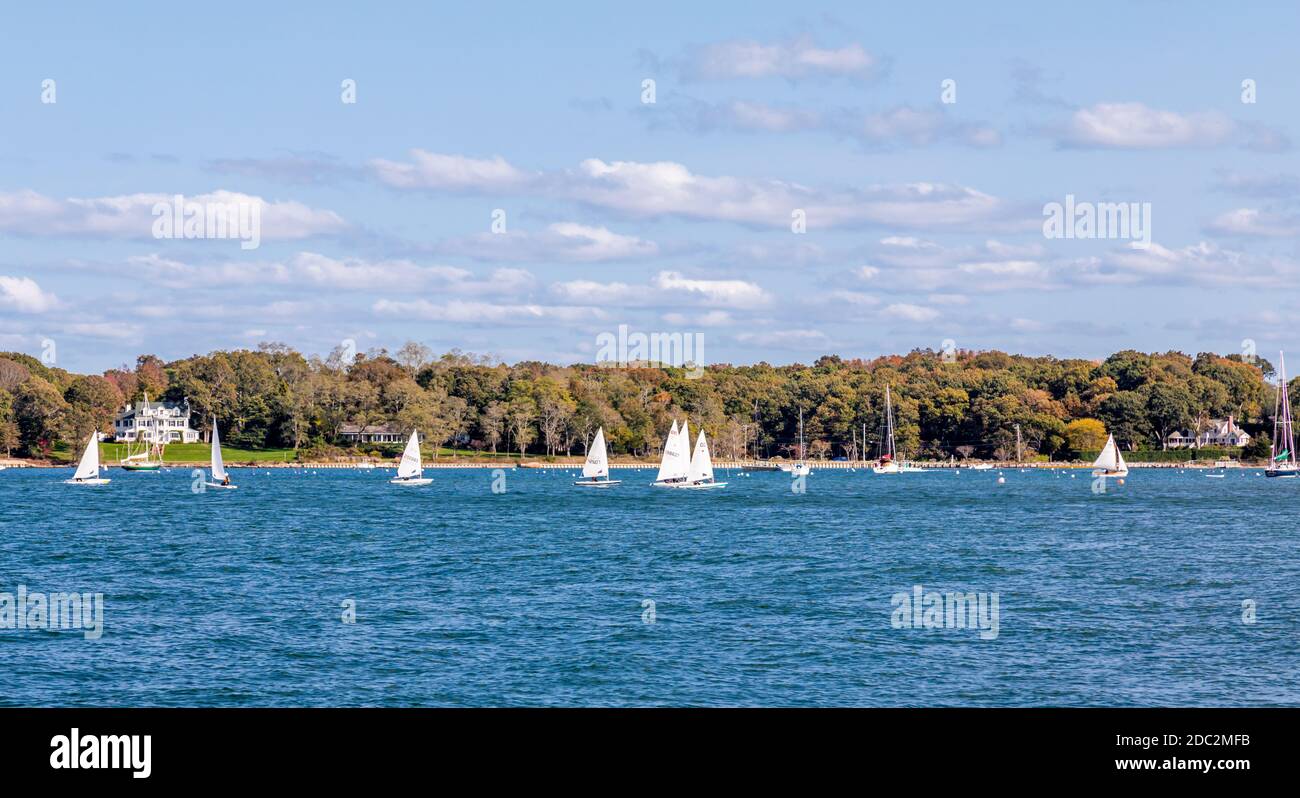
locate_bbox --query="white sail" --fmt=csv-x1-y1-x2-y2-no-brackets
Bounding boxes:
71,431,101,481
688,429,714,483
210,417,227,482
396,430,422,479
583,427,609,478
1092,434,1121,472
655,420,689,482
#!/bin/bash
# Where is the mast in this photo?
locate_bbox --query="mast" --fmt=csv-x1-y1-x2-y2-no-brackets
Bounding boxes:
798,408,805,462
884,385,896,460
1278,352,1296,466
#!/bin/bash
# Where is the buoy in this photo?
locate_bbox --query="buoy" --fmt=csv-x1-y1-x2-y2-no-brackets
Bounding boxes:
997,476,1006,484
1117,478,1125,486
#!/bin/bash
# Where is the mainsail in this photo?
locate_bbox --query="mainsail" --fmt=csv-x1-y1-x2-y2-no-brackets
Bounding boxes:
655,420,687,482
1092,434,1127,474
210,417,227,482
396,430,423,480
583,427,609,479
71,431,101,481
687,429,714,483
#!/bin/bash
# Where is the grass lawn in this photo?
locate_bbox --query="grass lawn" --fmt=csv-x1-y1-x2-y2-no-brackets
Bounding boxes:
45,442,300,464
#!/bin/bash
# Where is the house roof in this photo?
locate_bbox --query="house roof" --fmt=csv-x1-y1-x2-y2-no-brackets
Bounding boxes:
339,423,403,435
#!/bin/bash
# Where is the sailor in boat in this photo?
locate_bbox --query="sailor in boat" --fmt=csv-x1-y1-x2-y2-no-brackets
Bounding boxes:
221,475,231,487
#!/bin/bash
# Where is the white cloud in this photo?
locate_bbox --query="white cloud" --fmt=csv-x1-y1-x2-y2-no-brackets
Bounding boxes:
858,105,1001,148
0,275,59,313
882,303,940,322
682,36,879,81
439,223,658,262
372,299,601,324
734,329,831,348
1058,103,1234,149
369,152,534,191
0,189,348,240
652,271,769,308
1205,208,1300,237
552,271,770,310
369,152,1016,231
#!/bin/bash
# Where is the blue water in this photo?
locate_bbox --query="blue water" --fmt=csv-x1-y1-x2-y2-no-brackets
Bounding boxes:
1,465,1296,706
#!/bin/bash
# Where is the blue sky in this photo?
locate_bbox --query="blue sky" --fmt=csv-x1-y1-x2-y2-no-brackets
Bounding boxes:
2,1,1299,372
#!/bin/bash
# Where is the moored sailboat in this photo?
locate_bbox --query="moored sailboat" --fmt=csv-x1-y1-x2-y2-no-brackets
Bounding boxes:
390,429,433,486
779,408,812,477
205,417,237,489
873,385,901,474
1091,434,1129,478
1266,351,1297,478
575,427,621,487
64,431,110,485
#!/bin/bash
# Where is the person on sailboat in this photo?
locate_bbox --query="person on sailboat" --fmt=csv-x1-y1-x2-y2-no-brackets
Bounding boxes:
221,475,231,486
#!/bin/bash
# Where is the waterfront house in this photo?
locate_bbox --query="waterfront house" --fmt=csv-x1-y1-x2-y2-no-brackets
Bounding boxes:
338,423,408,444
1165,416,1250,449
112,398,200,444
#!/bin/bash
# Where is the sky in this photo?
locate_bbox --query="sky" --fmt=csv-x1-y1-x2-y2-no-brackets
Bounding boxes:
2,1,1299,373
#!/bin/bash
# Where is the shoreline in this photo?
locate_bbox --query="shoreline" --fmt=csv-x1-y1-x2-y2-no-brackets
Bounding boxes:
0,458,1263,470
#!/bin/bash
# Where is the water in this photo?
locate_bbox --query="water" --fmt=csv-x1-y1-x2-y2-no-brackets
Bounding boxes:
1,466,1296,706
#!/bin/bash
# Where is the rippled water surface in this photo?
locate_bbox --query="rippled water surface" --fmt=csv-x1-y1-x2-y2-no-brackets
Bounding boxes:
1,465,1296,706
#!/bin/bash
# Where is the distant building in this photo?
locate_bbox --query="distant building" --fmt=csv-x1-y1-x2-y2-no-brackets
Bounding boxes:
338,423,407,444
1166,416,1250,449
113,398,200,444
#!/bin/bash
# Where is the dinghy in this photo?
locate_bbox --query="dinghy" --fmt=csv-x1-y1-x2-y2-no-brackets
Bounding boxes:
1266,351,1298,478
1091,434,1128,478
575,427,620,487
64,431,110,485
391,429,433,485
651,419,690,487
680,428,727,489
205,417,237,489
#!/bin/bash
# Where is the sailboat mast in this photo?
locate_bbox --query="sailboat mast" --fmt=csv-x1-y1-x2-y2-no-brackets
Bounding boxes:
1282,352,1296,465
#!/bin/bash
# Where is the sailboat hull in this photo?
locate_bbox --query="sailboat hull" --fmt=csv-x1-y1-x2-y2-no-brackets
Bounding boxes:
121,464,162,471
575,479,621,487
64,478,111,485
390,477,432,486
1091,469,1128,478
205,482,238,490
1264,469,1297,478
676,481,727,490
778,464,811,476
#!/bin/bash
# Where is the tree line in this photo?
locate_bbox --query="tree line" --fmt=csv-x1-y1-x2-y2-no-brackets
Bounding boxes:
0,343,1287,461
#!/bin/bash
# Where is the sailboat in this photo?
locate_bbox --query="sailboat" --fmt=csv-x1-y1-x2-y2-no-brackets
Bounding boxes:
119,438,164,471
64,431,110,485
779,408,812,477
390,429,433,486
651,419,690,487
873,385,902,474
575,427,621,487
205,417,237,489
1091,434,1129,478
1266,350,1297,478
680,428,727,489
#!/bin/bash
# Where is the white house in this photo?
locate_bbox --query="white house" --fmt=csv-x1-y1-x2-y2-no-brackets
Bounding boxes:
1166,415,1250,449
113,398,200,444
